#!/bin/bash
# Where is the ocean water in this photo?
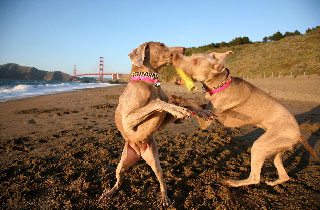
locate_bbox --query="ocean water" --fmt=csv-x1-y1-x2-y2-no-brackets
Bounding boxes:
0,80,116,102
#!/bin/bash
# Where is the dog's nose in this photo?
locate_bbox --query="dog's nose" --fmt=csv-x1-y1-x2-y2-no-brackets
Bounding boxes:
169,47,185,55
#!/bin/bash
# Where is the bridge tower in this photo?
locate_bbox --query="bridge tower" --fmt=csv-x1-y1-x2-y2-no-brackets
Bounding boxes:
73,65,77,81
99,57,104,82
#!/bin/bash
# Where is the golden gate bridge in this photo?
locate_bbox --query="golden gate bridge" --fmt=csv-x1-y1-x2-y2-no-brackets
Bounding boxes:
73,57,128,82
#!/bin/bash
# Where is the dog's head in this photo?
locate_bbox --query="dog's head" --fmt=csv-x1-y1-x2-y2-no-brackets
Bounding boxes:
129,42,184,71
173,51,233,82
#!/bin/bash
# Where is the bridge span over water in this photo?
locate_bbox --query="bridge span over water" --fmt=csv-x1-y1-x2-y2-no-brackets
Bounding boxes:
73,57,128,82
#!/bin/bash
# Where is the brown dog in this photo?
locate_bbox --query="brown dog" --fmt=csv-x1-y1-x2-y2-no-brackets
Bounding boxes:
98,42,193,206
171,52,317,187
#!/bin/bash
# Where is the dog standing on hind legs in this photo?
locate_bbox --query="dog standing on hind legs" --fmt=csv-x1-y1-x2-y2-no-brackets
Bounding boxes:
171,51,317,187
98,42,212,206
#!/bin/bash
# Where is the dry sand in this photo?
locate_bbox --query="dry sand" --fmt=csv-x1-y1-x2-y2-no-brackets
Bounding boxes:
0,78,319,209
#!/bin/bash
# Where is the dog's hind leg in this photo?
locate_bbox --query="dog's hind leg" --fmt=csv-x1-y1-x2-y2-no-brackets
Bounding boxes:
99,141,140,203
225,128,295,187
225,131,272,187
225,146,266,187
266,153,289,186
140,137,171,206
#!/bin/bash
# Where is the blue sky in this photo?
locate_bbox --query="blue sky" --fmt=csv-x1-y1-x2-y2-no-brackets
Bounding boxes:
0,0,319,76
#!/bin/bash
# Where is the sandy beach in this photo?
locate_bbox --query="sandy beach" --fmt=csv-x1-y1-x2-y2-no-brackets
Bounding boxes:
0,78,319,209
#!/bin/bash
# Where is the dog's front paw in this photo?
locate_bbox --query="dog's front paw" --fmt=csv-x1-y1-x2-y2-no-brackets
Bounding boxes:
192,109,216,121
172,106,191,119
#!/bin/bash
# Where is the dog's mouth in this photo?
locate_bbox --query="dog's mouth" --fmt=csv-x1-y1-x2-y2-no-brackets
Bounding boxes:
169,47,185,55
168,47,185,62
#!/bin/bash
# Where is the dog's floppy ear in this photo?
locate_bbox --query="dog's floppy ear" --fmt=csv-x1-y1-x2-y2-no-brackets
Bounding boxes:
128,42,148,67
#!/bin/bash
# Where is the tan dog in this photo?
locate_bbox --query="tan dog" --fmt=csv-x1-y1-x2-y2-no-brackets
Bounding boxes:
171,52,317,187
98,42,193,206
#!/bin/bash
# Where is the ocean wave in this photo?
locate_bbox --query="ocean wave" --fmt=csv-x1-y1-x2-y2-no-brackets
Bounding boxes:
0,81,115,102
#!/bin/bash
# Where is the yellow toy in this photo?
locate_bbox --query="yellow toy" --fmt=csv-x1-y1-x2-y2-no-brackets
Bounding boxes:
175,67,196,92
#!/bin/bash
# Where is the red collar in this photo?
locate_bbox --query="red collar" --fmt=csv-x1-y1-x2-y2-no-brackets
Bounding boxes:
203,68,232,94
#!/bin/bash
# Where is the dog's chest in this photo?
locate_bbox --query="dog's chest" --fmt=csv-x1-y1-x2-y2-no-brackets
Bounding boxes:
157,87,169,102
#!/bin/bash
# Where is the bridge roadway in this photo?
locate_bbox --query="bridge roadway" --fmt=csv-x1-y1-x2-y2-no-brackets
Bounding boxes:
75,73,115,76
73,73,128,80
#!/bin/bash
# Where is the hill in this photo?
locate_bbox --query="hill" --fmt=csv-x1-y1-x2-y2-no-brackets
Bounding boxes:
0,63,72,81
160,28,320,81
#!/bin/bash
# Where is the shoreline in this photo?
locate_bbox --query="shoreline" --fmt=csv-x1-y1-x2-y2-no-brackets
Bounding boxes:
0,81,117,103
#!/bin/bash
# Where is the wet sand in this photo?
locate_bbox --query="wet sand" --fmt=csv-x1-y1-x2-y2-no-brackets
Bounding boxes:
0,78,319,209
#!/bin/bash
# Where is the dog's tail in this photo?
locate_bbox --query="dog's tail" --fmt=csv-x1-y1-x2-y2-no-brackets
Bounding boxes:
299,135,318,157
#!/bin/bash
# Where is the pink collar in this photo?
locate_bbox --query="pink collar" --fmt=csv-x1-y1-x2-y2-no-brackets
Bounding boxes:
203,68,232,94
131,72,161,87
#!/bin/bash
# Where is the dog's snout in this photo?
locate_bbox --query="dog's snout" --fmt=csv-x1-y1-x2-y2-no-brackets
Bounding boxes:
169,47,185,55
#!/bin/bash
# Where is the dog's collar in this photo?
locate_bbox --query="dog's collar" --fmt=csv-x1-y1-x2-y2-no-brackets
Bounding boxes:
202,68,232,94
131,72,161,87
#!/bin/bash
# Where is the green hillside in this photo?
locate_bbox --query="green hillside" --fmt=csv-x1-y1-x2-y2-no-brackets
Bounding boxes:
160,28,320,80
0,63,72,81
